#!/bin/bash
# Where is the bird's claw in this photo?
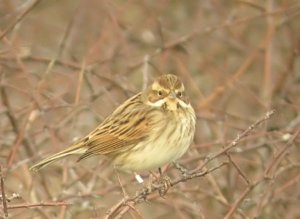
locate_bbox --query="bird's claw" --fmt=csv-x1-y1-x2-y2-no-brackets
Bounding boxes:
153,175,171,197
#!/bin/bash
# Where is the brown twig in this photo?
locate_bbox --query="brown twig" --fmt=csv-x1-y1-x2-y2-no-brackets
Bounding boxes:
104,162,227,218
5,201,70,210
225,152,251,185
0,83,34,163
0,0,41,41
74,60,86,105
194,110,275,174
224,128,300,219
0,166,8,218
125,5,299,75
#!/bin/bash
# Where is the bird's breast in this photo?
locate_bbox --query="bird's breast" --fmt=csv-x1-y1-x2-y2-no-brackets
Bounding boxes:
113,110,195,172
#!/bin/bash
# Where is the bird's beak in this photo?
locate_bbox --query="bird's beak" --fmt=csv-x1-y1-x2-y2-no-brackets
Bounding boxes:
169,91,176,99
165,91,178,111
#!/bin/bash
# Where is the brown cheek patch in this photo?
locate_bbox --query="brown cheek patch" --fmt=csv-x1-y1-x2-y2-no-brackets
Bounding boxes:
148,92,161,103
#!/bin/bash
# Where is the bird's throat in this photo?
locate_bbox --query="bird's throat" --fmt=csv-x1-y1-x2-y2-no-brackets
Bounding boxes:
163,100,179,111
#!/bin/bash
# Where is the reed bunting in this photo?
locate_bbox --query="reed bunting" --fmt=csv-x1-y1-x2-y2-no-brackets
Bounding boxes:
30,74,196,174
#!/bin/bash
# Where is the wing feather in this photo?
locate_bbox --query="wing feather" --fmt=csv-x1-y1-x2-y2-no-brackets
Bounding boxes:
78,93,156,160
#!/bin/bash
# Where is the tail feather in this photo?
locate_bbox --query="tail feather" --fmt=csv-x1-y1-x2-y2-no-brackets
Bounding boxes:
30,143,86,172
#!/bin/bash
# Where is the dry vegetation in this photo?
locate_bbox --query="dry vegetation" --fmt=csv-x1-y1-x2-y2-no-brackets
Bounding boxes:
0,0,300,218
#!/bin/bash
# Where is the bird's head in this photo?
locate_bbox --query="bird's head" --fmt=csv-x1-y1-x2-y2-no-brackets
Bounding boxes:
144,74,191,111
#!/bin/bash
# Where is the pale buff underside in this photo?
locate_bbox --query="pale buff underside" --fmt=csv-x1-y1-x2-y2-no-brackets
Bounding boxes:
112,106,196,172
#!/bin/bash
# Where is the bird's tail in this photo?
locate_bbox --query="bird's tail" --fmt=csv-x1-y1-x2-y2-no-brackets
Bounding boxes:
30,141,86,172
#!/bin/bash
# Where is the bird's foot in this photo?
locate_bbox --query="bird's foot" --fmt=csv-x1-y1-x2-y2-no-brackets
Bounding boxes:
152,175,172,197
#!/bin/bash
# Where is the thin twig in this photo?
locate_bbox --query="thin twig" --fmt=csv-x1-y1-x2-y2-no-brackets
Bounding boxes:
224,129,300,219
105,162,227,218
5,201,70,210
0,0,41,41
125,5,299,75
0,83,34,164
225,152,251,185
194,110,275,173
142,55,149,90
75,60,86,105
0,166,8,218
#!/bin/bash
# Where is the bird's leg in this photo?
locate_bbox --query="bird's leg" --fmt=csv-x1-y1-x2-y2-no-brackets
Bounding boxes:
149,167,171,196
135,172,153,199
137,169,172,197
141,171,158,193
135,172,155,197
158,167,163,176
139,170,163,194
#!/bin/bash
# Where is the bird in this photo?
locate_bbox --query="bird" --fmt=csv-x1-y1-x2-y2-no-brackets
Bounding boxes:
30,74,196,176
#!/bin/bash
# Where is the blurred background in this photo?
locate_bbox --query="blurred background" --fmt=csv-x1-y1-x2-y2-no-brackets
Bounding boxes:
0,0,300,218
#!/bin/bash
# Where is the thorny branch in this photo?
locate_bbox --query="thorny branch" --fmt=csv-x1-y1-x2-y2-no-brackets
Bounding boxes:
105,162,227,219
0,110,273,218
104,110,276,218
194,110,275,173
224,128,300,219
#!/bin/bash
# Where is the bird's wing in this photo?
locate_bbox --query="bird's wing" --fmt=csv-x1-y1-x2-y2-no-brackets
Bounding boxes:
78,94,156,160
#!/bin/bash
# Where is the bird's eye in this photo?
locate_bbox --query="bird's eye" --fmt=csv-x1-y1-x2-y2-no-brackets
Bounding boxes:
157,90,163,96
177,91,183,97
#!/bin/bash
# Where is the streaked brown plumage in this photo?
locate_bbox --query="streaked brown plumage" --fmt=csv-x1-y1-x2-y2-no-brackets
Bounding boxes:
30,74,196,172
